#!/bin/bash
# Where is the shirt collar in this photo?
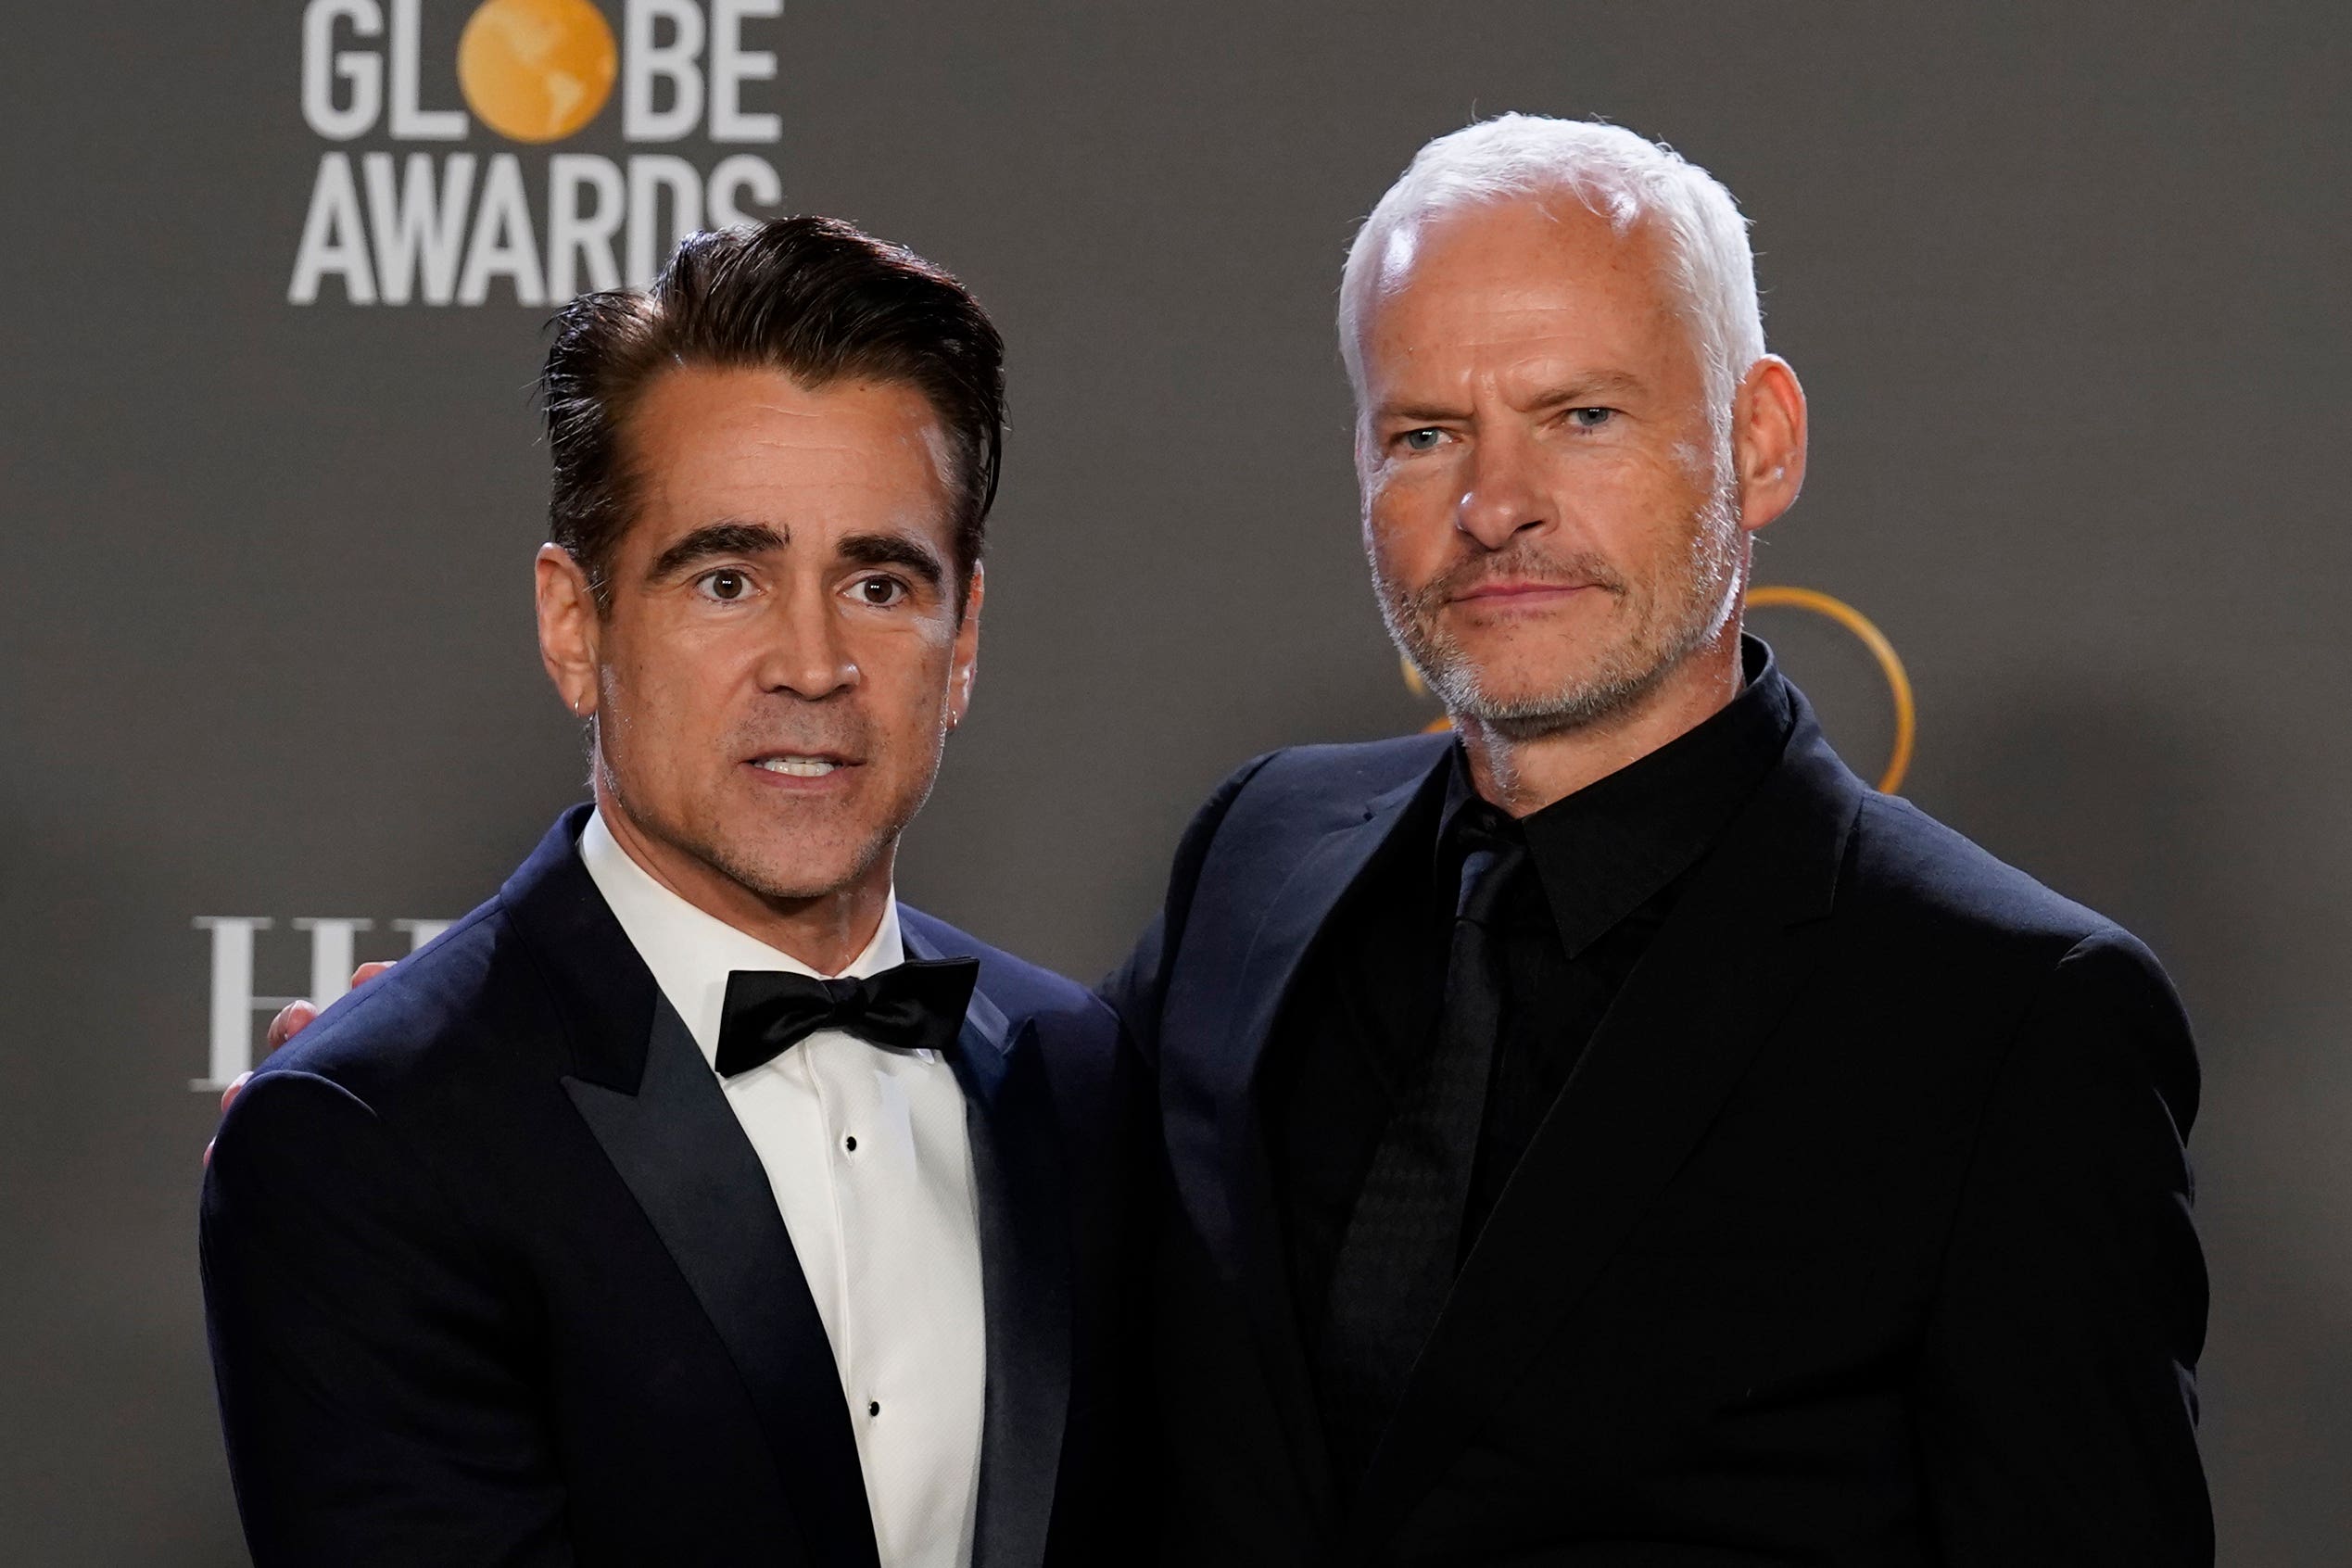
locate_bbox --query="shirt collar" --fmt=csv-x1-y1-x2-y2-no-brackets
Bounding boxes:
577,807,904,1067
1439,634,1795,958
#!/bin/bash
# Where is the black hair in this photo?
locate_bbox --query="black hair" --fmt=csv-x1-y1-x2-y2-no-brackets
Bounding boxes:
539,217,1005,607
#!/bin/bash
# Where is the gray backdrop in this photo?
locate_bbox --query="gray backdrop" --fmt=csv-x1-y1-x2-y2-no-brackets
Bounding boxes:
3,2,2345,1562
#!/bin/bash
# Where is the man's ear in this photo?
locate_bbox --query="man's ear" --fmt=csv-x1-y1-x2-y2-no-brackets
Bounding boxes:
947,561,983,730
536,544,601,718
1731,355,1808,536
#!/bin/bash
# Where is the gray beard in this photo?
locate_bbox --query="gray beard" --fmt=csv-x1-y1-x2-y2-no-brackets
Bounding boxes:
1376,478,1745,742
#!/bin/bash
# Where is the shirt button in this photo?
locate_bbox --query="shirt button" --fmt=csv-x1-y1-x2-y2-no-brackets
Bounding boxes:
867,1400,881,1417
844,1134,858,1153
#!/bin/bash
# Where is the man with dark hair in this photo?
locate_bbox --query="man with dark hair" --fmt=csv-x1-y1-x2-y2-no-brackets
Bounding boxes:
201,218,1143,1568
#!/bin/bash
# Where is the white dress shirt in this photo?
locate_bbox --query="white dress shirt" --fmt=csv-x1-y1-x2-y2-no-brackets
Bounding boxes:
579,811,986,1568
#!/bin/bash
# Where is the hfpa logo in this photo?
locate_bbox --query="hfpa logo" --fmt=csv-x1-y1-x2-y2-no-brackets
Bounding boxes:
190,916,455,1090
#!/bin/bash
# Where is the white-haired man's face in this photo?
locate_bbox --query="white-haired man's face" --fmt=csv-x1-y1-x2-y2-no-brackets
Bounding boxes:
1353,196,1801,741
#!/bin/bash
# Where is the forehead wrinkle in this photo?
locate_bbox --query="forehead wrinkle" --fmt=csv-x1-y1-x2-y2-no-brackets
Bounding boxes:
1379,320,1647,393
733,395,829,419
1376,280,1698,412
636,370,959,545
1378,197,1678,322
720,399,954,482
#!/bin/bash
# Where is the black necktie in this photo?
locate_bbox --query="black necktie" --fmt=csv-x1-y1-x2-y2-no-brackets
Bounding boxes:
1316,814,1527,1481
714,957,980,1077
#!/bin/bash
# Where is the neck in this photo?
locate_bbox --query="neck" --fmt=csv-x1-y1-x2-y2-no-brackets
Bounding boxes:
591,781,892,977
1456,625,1745,816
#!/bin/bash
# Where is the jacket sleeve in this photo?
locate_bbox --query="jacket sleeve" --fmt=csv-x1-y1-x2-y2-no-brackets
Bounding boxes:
1095,750,1279,1065
1916,927,2211,1565
200,1068,575,1568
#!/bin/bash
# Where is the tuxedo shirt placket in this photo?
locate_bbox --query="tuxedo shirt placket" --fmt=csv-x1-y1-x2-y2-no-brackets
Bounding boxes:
578,812,986,1568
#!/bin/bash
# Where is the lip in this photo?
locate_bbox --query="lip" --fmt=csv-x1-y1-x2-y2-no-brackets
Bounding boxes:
740,753,864,792
1448,580,1597,606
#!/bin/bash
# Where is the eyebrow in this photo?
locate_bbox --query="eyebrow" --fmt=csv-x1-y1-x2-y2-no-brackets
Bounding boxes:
645,521,948,591
837,531,947,591
1376,370,1650,425
648,522,789,580
1524,370,1649,411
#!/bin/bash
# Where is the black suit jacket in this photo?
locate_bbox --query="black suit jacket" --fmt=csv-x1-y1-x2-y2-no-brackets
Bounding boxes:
1107,685,2209,1567
202,805,1145,1568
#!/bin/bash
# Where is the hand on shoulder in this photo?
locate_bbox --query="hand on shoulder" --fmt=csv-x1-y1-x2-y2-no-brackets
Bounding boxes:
201,961,397,1166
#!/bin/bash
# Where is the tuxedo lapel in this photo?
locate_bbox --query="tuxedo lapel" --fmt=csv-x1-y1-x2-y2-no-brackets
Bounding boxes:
906,923,1071,1568
1345,717,1866,1553
563,1006,879,1568
1161,747,1449,1531
503,807,879,1568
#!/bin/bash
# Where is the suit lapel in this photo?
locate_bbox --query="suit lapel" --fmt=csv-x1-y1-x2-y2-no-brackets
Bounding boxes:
1347,717,1866,1553
905,924,1071,1568
503,807,879,1568
563,1006,879,1568
1161,752,1448,1530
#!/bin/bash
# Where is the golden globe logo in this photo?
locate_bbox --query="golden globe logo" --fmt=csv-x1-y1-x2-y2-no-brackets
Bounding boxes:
291,0,783,307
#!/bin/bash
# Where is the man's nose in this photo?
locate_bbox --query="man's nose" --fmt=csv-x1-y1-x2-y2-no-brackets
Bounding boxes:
1455,427,1551,550
754,584,859,700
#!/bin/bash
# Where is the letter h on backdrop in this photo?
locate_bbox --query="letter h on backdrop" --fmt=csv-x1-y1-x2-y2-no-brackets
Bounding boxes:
191,917,451,1090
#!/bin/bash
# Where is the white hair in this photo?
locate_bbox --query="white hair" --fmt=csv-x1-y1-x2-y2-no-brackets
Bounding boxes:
1339,114,1765,440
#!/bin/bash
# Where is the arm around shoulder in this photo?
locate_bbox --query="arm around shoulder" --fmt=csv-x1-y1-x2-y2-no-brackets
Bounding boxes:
201,1068,574,1567
1917,926,2210,1566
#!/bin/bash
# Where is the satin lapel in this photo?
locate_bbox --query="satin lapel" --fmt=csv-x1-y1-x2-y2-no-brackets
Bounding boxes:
1346,726,1866,1553
1163,760,1441,1530
509,806,875,1562
562,1003,879,1568
905,928,1071,1568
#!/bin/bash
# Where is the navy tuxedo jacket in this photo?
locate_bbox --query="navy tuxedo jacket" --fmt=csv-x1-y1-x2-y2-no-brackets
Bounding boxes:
1106,681,2209,1567
201,806,1147,1568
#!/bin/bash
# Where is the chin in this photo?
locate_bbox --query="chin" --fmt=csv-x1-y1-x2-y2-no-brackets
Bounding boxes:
693,823,874,904
1460,619,1596,669
730,860,866,905
1447,647,1666,736
1471,656,1610,712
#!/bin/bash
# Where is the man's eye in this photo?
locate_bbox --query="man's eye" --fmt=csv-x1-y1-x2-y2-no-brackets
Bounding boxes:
1566,407,1614,429
1398,428,1446,452
855,576,907,607
699,569,752,601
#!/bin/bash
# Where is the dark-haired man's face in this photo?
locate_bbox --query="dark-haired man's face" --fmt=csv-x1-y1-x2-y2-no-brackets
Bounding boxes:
537,365,980,961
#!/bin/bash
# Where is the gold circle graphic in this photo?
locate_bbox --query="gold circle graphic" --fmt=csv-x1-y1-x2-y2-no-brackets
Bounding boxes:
457,0,618,145
1399,585,1915,794
1747,585,1914,794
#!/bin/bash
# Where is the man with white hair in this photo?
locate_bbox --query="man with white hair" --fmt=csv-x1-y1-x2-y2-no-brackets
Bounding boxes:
1107,115,2208,1565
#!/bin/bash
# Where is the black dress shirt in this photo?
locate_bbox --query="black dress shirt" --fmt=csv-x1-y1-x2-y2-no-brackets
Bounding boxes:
1265,642,1796,1474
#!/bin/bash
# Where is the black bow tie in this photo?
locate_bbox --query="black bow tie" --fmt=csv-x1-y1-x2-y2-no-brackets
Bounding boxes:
714,958,980,1078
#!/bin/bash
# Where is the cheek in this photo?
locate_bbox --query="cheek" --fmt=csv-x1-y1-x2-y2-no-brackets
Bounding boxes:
1571,452,1704,550
854,621,958,730
614,631,736,719
858,666,955,817
1365,467,1455,565
601,627,753,777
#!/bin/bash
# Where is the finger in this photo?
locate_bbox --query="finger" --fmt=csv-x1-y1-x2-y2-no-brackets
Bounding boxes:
218,1069,252,1116
352,961,395,987
203,1137,214,1169
266,1001,318,1052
